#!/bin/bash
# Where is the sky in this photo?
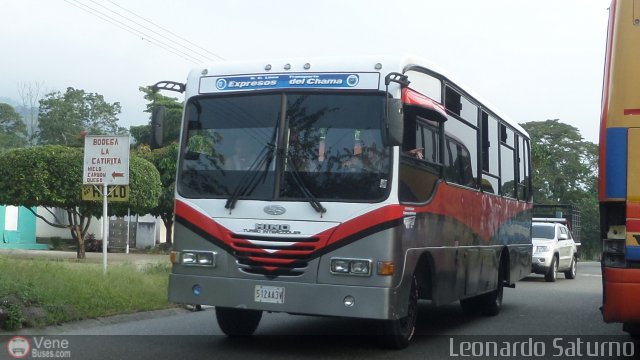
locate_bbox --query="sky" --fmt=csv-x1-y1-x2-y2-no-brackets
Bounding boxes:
1,0,611,143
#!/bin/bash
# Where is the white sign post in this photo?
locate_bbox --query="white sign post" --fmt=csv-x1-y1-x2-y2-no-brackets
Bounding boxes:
83,135,130,273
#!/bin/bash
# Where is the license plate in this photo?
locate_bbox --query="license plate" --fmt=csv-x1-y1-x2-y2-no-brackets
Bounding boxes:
254,285,285,304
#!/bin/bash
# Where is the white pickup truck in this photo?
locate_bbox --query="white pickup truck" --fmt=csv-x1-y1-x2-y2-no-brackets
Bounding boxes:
531,218,580,282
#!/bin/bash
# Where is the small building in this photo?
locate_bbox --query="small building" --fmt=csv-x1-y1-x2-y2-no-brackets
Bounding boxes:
0,205,46,250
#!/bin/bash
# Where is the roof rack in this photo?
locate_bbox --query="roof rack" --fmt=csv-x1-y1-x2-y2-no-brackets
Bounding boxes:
533,217,567,224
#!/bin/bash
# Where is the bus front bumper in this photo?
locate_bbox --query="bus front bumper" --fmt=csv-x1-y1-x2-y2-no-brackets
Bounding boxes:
168,273,401,320
602,267,640,323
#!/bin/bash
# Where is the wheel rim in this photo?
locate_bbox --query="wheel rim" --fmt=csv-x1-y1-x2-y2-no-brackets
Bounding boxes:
553,259,558,280
495,284,503,307
400,277,419,340
571,259,576,277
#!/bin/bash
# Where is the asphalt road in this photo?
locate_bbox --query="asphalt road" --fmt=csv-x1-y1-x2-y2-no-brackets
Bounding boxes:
3,262,637,360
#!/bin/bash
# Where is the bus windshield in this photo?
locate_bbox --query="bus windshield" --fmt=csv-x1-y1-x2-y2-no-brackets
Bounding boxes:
177,92,391,202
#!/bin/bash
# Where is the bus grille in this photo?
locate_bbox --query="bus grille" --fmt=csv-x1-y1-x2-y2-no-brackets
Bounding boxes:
230,234,320,276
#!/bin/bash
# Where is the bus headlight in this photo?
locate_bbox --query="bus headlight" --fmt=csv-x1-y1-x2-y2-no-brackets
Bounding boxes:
330,258,371,276
176,251,217,267
330,259,350,273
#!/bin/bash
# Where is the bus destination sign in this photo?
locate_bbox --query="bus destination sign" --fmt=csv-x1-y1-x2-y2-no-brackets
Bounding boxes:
200,72,381,93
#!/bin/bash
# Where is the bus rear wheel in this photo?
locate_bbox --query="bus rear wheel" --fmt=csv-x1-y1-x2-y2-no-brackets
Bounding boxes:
381,274,419,349
215,307,262,336
460,261,504,316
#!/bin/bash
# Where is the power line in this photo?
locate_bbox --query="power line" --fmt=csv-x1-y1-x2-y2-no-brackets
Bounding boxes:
86,0,223,62
61,0,219,64
105,0,225,61
63,0,204,63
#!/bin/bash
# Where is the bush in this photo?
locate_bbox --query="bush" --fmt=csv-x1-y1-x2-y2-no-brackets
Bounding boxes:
84,233,102,252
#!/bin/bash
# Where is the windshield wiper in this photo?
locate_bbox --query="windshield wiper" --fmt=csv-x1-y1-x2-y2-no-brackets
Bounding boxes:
286,153,326,215
225,143,275,211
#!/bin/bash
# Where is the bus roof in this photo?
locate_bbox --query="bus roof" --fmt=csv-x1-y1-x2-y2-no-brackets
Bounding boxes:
188,55,527,138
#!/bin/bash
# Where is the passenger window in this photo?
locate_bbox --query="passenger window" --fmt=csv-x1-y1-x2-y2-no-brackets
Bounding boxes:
482,113,499,175
445,86,478,126
444,116,478,188
399,110,442,204
415,120,439,163
500,144,516,198
444,138,475,188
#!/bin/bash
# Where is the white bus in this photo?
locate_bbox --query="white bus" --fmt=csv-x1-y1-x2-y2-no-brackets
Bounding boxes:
153,55,532,348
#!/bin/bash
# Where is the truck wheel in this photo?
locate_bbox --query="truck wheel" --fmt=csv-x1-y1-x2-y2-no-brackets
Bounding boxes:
381,274,418,349
564,256,577,279
215,307,262,336
545,256,558,282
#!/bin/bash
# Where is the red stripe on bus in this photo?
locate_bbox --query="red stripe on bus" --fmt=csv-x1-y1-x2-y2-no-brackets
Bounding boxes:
602,267,640,322
402,88,447,118
628,219,640,233
624,109,640,115
175,199,228,241
176,188,530,260
628,203,640,219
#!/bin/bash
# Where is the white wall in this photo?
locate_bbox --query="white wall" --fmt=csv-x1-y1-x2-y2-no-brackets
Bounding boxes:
35,207,167,245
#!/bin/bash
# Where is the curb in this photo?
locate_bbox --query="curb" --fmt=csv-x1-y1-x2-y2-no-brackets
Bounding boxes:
4,307,191,336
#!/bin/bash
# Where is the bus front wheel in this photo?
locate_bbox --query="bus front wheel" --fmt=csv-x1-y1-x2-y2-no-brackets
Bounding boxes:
215,307,262,336
381,274,419,349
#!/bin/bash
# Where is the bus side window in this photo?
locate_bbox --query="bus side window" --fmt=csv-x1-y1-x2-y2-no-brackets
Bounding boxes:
500,124,517,198
517,136,532,202
399,112,442,203
443,116,478,189
444,138,475,187
415,119,439,163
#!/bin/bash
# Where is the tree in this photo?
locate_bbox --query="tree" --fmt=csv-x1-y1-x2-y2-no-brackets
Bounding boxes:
0,103,28,149
521,119,597,204
17,81,45,145
133,86,183,146
0,145,162,259
521,119,599,259
139,143,178,246
130,124,151,148
37,88,127,147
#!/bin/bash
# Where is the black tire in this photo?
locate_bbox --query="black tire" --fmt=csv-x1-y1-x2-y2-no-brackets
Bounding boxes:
623,322,640,337
215,307,262,336
461,255,505,317
545,256,558,282
460,296,481,316
564,256,577,279
381,274,419,349
480,267,504,316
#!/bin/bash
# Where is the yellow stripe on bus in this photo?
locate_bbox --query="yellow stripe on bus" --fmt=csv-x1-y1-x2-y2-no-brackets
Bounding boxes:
607,0,640,128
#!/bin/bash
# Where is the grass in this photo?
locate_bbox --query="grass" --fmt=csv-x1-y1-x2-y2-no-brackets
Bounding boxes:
0,256,173,330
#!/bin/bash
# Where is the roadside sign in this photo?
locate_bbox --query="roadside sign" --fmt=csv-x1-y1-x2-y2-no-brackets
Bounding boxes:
83,135,130,185
82,185,129,202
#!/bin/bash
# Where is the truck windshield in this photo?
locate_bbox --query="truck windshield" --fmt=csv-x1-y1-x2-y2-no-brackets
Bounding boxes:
177,92,391,202
532,224,556,239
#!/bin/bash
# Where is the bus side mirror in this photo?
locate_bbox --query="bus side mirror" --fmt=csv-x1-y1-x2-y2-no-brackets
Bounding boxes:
151,106,165,149
382,98,404,147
